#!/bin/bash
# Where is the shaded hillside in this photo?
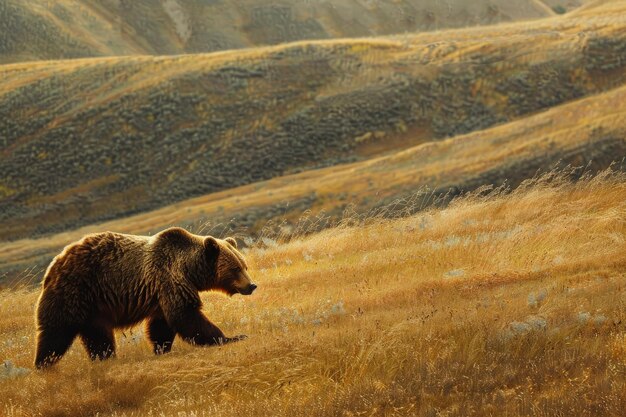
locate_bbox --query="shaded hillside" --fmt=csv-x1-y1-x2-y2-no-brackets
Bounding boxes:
0,0,554,64
1,4,626,241
2,79,625,284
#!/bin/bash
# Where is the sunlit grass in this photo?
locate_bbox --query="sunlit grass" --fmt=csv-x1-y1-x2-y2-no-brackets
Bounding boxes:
1,172,625,416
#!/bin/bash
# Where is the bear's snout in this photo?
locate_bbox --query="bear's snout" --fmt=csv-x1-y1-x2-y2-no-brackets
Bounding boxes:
240,283,257,295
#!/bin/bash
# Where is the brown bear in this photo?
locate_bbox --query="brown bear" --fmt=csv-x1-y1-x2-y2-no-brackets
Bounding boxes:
34,227,257,368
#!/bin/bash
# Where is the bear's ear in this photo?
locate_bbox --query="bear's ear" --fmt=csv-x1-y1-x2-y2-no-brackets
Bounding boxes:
225,237,238,248
204,236,220,260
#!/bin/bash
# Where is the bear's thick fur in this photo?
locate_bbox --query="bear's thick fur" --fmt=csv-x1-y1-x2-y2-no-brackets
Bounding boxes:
34,227,256,368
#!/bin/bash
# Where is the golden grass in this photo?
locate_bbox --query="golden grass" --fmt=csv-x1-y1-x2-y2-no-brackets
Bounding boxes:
1,172,625,416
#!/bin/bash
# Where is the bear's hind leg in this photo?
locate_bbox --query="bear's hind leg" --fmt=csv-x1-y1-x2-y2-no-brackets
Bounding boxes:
146,316,176,354
80,324,116,361
35,327,78,369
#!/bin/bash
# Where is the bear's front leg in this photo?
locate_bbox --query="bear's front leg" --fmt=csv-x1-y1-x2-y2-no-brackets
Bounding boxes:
171,307,246,346
146,315,176,354
160,280,246,347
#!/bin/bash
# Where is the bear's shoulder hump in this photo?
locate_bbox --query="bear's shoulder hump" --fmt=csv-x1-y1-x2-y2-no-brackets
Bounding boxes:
154,227,197,247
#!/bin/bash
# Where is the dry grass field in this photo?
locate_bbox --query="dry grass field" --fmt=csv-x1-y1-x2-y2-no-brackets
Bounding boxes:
1,172,625,416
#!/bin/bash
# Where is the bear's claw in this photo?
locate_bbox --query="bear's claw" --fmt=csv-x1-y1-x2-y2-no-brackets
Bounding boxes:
230,334,248,342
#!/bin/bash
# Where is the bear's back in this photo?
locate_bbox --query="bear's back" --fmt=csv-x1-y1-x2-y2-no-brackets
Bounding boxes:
43,231,150,288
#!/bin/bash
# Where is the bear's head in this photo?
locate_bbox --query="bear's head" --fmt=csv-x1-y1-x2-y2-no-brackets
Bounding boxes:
205,236,257,296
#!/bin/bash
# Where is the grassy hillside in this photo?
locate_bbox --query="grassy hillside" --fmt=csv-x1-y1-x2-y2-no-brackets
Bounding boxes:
0,0,555,64
1,173,625,416
2,3,626,242
2,77,625,286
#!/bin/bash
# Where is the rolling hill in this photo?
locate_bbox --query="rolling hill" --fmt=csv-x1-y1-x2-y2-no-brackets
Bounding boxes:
2,76,625,285
0,0,556,64
1,2,626,244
